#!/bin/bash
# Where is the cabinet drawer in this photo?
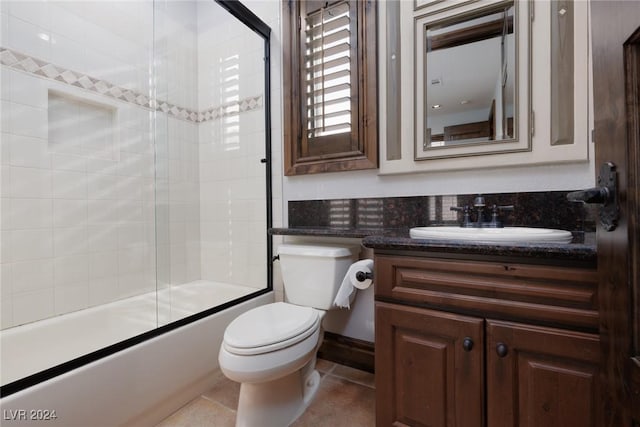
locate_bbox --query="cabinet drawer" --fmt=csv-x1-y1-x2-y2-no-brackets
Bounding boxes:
375,255,598,330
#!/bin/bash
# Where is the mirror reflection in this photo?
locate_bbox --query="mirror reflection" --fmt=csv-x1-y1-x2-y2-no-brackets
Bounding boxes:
423,3,515,149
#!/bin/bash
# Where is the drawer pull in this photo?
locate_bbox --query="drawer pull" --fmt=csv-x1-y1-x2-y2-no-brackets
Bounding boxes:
496,343,509,358
462,337,474,352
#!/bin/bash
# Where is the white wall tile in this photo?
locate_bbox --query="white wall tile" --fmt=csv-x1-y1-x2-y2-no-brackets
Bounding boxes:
118,223,145,248
1,132,10,166
52,153,87,173
88,276,119,306
53,254,88,286
117,272,149,298
89,251,118,280
169,221,186,247
49,5,85,43
87,199,118,224
0,230,11,263
11,259,53,293
1,263,12,298
117,175,143,201
116,152,143,178
9,198,52,229
54,284,88,315
0,297,13,328
0,197,11,230
118,246,146,276
9,102,47,140
185,244,200,282
85,158,119,176
53,199,87,228
7,15,51,61
8,134,51,169
50,32,85,72
12,288,54,325
117,199,143,223
53,169,87,199
0,12,9,46
87,223,119,252
87,172,118,200
1,69,44,109
10,228,53,262
53,226,88,257
8,0,50,32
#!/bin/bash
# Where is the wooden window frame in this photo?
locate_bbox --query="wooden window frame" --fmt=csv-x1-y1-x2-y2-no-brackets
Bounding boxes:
283,0,378,176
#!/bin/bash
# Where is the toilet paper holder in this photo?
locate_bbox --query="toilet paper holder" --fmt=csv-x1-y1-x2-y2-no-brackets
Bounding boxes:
355,271,373,282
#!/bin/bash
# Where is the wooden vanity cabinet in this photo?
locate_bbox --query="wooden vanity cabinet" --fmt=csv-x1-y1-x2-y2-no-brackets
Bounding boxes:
376,302,484,426
374,253,600,427
486,320,600,426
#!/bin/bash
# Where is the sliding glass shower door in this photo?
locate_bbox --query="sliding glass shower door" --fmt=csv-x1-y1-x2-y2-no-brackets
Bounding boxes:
153,0,269,326
0,0,270,393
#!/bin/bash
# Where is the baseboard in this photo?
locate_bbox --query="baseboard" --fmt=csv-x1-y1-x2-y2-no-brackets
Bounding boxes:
318,331,375,373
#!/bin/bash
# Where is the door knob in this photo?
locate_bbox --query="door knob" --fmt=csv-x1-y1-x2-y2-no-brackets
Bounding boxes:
462,337,474,352
496,342,509,358
567,162,619,231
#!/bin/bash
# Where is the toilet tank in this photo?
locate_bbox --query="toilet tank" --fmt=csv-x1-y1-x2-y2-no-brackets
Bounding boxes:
277,243,359,310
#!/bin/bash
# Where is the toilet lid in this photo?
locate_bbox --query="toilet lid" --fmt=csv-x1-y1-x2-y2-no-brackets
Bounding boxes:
223,302,320,355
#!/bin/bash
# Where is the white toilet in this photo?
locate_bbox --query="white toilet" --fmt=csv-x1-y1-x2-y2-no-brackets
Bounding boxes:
218,243,360,427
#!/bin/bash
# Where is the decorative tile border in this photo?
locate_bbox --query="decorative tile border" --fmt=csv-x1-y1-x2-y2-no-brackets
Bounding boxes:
0,47,263,124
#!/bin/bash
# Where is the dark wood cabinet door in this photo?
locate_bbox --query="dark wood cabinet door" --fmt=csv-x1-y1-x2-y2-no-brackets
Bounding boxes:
486,320,600,427
375,302,484,427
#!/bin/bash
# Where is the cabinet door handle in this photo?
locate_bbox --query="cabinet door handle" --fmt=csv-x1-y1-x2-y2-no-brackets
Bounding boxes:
496,342,509,358
462,337,474,352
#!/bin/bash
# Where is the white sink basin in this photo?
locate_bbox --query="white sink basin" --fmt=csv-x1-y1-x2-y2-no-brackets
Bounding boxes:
409,226,573,243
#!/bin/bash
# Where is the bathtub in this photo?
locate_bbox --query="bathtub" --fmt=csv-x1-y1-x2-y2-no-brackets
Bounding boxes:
0,282,274,426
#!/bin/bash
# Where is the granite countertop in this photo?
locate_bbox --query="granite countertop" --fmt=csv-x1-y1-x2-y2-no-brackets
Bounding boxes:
270,227,387,238
269,227,597,263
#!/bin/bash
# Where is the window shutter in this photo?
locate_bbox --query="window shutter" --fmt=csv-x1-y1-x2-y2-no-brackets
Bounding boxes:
304,2,353,139
298,1,359,159
282,0,377,175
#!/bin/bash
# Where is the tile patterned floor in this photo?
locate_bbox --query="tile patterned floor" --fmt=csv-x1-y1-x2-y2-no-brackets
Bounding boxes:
155,359,375,427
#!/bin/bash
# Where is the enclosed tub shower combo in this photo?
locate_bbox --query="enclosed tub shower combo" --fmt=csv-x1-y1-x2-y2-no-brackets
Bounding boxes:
0,1,273,425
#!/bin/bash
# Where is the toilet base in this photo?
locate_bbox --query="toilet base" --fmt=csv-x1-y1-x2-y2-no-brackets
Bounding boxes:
235,365,321,427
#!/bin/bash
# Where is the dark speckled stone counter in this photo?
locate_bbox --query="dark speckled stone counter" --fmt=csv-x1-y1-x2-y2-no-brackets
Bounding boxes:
270,227,596,264
270,227,397,238
361,232,596,264
273,191,597,265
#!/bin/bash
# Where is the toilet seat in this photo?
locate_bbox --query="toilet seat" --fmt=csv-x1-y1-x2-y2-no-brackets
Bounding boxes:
223,302,321,356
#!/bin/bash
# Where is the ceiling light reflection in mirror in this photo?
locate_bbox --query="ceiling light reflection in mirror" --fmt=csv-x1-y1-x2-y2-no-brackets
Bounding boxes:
423,4,516,150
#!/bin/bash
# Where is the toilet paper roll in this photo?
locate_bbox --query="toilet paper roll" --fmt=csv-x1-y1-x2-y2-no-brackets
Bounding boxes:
333,259,374,309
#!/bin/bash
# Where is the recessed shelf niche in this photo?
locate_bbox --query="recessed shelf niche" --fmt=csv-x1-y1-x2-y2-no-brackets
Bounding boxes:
48,91,117,161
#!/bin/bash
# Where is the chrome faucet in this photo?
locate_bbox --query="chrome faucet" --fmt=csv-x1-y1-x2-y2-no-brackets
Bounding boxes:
450,195,514,228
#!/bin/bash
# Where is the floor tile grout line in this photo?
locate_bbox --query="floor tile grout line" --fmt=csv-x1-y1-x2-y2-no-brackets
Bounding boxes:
318,360,337,376
325,372,376,390
157,362,376,426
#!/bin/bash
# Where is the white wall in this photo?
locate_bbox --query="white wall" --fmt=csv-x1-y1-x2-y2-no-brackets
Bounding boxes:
283,161,594,203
